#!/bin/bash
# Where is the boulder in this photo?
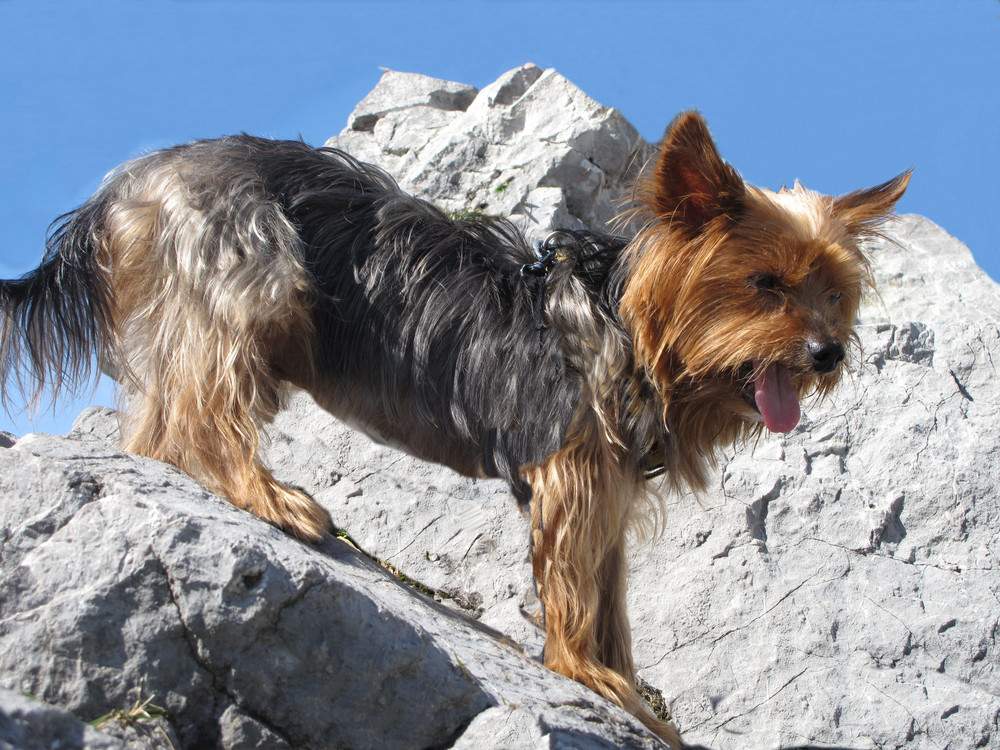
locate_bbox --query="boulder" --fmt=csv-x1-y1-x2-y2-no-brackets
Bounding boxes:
327,64,654,241
0,426,659,749
345,70,478,134
316,67,1000,748
264,214,1000,749
0,688,134,750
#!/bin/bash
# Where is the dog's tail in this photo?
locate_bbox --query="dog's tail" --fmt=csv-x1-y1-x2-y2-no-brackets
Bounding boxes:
0,200,115,414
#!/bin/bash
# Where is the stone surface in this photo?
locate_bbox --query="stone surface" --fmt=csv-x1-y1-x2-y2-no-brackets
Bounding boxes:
2,67,999,750
314,67,1000,749
0,688,128,750
860,214,1000,327
0,427,660,749
327,64,654,243
262,226,1000,749
345,70,478,133
634,317,1000,749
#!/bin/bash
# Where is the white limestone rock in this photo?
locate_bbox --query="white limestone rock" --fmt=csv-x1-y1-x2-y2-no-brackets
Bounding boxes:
0,426,660,749
862,214,1000,326
346,69,478,133
635,313,1000,748
262,263,1000,749
309,68,1000,749
326,64,653,243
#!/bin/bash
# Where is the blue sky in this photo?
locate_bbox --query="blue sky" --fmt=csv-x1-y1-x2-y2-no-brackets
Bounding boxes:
1,0,997,437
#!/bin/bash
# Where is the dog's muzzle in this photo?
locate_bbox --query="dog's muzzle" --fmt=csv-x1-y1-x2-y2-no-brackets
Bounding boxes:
806,338,845,375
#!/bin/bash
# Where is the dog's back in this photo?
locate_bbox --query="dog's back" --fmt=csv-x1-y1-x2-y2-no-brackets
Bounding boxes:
249,139,584,483
0,136,605,504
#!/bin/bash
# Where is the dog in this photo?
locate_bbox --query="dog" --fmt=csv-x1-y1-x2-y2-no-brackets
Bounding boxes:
0,111,909,746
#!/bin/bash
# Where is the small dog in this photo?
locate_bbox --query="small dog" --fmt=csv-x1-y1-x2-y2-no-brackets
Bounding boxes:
0,112,908,746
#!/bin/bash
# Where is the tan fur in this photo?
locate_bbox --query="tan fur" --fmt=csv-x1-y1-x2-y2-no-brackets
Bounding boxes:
104,167,329,540
525,404,679,744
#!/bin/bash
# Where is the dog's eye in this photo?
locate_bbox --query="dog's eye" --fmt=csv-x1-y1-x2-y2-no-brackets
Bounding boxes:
750,273,781,292
829,291,843,304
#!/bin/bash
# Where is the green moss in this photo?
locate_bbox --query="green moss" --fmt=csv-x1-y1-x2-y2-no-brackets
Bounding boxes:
448,201,491,221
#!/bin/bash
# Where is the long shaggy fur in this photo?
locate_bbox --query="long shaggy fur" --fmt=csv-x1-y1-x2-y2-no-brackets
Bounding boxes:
0,112,910,746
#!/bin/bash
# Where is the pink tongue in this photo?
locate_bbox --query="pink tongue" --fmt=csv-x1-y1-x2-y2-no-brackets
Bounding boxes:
754,361,800,433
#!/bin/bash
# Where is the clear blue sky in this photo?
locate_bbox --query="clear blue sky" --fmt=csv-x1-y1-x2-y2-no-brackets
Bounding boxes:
1,0,997,437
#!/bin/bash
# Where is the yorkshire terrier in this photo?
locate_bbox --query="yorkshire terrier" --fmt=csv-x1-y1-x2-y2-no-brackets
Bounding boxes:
0,111,909,746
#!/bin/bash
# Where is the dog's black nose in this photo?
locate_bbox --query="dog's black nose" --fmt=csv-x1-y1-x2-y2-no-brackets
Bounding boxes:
806,339,845,374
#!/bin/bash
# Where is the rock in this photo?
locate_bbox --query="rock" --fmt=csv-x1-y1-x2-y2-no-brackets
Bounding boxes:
263,287,1000,748
0,431,14,449
0,688,129,749
861,214,1000,326
346,70,478,133
633,316,1000,748
327,64,654,243
3,66,999,750
0,426,659,749
313,67,1000,748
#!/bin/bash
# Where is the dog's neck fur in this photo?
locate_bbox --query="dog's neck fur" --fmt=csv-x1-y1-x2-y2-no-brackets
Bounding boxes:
537,230,723,499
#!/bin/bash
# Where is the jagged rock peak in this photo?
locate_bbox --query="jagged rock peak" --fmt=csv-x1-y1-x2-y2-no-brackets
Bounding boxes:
328,64,654,240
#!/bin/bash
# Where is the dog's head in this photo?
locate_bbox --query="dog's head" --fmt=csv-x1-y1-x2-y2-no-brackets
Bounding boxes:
621,111,910,443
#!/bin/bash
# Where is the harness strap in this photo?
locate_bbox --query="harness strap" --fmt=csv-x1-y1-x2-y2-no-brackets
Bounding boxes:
522,234,667,482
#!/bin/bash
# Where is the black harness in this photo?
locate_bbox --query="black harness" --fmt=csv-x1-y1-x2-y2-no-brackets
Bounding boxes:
520,231,666,481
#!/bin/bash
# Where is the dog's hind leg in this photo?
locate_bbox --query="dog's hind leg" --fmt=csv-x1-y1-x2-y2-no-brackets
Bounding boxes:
119,330,330,541
525,413,681,747
107,184,330,541
116,297,330,540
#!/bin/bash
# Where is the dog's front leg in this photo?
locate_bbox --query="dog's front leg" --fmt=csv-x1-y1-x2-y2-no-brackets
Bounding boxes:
524,419,681,748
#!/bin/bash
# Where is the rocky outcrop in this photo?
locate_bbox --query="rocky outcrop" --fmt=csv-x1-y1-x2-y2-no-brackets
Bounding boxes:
0,425,659,749
264,212,1000,749
1,66,998,749
328,64,654,240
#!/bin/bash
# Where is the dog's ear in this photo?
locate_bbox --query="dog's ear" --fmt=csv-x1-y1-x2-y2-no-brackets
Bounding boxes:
650,111,745,233
831,169,912,234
